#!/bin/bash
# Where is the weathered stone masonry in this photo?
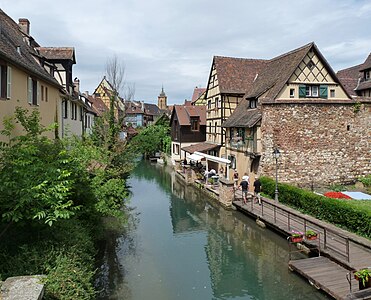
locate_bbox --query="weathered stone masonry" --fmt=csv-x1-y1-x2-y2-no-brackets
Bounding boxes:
259,101,371,187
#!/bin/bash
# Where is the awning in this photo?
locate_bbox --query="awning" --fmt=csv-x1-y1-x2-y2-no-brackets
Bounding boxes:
182,142,220,154
188,153,204,162
194,151,231,164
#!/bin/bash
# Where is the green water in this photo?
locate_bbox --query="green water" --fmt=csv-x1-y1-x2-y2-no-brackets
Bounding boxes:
96,161,330,299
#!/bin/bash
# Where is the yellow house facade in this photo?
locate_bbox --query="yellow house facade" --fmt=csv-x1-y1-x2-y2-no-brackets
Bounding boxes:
0,11,62,141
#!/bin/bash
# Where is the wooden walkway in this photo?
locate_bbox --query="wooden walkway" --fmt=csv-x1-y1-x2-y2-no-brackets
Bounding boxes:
233,192,371,299
289,256,359,300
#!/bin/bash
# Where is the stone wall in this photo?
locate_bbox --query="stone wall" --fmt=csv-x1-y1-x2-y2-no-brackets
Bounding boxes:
259,101,371,187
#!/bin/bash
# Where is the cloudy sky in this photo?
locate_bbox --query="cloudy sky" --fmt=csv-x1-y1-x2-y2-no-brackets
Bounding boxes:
1,0,371,104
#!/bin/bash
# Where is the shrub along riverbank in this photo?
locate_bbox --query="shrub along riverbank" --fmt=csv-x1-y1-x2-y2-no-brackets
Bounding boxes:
260,176,371,239
0,108,134,299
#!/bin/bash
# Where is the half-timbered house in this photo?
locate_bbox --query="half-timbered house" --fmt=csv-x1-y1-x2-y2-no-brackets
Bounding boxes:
204,56,267,159
223,42,370,187
170,105,207,163
337,52,371,98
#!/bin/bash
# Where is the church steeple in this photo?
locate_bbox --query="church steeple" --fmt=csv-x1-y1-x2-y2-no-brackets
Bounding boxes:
158,86,167,110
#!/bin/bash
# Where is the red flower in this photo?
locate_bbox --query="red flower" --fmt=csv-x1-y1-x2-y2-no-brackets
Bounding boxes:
324,191,351,199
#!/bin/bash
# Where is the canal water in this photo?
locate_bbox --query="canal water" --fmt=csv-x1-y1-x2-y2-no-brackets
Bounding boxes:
96,161,330,299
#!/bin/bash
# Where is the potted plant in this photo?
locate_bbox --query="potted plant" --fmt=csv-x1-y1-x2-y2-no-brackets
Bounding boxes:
354,268,371,290
305,230,318,240
290,231,304,243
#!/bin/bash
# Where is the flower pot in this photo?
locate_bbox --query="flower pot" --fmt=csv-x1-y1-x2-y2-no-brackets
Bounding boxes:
291,236,303,243
306,235,317,240
359,278,371,290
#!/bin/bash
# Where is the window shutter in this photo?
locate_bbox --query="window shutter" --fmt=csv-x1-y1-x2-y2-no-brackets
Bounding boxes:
6,66,11,99
320,85,328,99
299,85,306,98
28,77,32,104
37,81,40,105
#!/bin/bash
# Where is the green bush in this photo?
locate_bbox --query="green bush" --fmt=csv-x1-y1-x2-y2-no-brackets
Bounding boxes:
260,177,371,238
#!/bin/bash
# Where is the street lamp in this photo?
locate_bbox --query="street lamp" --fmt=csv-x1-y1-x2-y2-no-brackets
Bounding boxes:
273,148,280,203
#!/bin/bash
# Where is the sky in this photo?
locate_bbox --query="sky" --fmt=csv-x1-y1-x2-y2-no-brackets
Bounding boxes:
1,0,371,104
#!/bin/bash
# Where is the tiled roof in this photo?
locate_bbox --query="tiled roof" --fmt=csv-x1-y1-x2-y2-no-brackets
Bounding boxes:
213,56,267,94
181,142,219,154
172,105,206,126
355,80,371,91
222,101,261,128
144,103,161,116
359,53,371,71
37,47,76,63
191,87,206,103
246,43,313,99
336,65,362,96
87,95,108,117
0,9,60,87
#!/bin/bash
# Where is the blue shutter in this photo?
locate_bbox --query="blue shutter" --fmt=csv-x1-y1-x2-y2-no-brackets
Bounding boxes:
299,85,306,98
320,85,328,99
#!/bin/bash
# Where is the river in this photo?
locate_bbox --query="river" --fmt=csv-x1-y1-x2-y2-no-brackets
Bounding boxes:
95,160,330,299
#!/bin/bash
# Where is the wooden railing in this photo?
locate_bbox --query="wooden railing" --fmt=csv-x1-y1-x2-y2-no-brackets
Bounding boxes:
232,191,371,264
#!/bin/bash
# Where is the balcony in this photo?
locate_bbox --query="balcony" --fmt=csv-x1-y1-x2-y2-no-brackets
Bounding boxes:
228,137,261,157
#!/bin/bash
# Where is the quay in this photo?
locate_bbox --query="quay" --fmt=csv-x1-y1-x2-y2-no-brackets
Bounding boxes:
233,192,371,300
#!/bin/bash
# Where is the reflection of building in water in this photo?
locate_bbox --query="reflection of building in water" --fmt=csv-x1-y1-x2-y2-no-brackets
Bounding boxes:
169,175,301,299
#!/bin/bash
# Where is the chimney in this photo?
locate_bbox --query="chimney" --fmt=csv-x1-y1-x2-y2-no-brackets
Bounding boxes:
73,77,80,94
84,91,89,97
18,18,30,35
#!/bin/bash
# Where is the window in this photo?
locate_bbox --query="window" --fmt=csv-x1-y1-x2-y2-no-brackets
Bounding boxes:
290,88,295,98
299,85,327,99
27,77,38,105
237,128,245,142
307,59,315,70
190,117,199,131
365,71,370,80
0,65,11,99
173,144,179,155
41,85,48,101
215,97,219,109
306,85,318,97
228,155,236,169
214,122,217,134
249,99,257,108
63,101,68,118
209,122,211,134
70,102,78,120
330,89,335,98
207,100,212,110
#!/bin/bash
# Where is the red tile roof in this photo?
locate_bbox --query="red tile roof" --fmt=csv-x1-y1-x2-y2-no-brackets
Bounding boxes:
213,56,267,94
37,47,76,63
173,105,206,126
191,87,206,102
336,64,362,96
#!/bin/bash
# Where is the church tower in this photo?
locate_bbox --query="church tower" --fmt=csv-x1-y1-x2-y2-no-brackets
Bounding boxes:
158,86,167,110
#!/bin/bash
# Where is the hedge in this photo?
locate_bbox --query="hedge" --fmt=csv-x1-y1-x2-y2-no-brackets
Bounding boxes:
260,177,371,239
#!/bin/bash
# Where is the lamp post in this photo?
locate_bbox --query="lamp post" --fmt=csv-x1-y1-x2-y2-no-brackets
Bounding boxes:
273,148,280,203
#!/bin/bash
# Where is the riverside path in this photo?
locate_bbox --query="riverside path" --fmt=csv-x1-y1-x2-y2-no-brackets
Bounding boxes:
233,191,371,300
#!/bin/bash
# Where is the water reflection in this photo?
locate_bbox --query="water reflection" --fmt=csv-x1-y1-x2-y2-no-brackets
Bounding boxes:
96,161,329,299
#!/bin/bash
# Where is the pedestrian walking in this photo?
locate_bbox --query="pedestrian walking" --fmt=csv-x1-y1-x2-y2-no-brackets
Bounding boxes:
239,176,249,205
253,177,262,205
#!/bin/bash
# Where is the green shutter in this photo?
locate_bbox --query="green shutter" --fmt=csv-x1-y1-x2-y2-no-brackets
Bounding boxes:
299,85,306,98
320,85,328,99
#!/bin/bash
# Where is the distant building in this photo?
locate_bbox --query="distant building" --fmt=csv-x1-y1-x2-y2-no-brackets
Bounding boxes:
158,86,168,110
191,87,206,106
337,53,371,98
170,105,207,163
